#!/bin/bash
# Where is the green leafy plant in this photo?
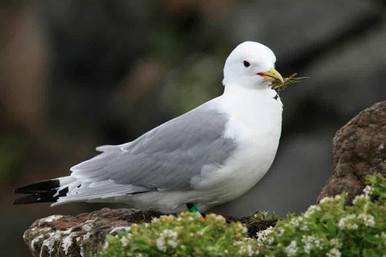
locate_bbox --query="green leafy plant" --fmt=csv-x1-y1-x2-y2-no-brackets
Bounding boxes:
101,212,261,257
101,174,385,257
257,173,386,257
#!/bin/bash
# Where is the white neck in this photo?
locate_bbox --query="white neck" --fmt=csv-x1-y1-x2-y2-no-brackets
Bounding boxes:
223,81,271,95
217,82,283,142
221,82,278,111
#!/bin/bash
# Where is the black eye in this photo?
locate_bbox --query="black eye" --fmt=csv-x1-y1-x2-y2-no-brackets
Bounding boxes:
243,61,250,67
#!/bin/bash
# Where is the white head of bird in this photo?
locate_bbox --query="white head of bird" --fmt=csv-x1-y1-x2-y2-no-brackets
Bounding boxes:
223,41,284,89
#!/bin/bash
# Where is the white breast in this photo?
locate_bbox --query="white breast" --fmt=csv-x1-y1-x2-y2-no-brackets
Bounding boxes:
195,85,283,206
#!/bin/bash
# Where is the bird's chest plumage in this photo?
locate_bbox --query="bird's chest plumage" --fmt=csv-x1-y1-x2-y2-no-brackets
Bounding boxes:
221,87,282,145
198,88,283,204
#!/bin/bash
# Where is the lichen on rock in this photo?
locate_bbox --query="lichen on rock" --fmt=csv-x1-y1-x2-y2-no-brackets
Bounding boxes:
23,208,161,257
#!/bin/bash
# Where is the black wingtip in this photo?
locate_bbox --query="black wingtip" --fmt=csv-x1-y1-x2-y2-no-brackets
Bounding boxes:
14,179,60,194
13,187,69,205
13,193,57,205
13,179,68,205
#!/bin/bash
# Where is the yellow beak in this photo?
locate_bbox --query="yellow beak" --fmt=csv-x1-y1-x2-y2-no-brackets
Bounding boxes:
258,67,284,84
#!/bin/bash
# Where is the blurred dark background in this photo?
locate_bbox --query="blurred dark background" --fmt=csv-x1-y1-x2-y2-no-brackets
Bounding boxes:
1,0,385,256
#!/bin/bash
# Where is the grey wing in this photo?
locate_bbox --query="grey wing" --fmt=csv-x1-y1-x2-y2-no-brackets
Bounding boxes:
69,100,237,197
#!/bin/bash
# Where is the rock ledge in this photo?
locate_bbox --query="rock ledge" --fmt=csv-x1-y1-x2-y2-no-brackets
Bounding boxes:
24,208,161,257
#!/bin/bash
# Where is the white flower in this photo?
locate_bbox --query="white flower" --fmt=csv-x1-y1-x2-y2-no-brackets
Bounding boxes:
301,236,313,253
237,244,255,257
320,195,341,204
300,224,309,231
338,214,358,230
247,244,254,256
352,194,370,205
358,214,375,227
233,241,243,246
216,215,226,222
278,228,285,237
305,205,321,218
120,236,130,247
156,237,166,252
167,239,178,248
314,238,324,250
307,205,321,212
301,235,324,253
302,237,312,254
156,229,179,252
330,238,342,248
320,197,334,204
326,248,341,257
381,232,386,246
256,226,274,244
285,240,298,257
289,218,300,227
161,229,178,239
363,185,373,196
304,243,311,254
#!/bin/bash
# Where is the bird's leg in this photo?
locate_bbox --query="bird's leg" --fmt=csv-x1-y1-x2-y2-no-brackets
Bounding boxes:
186,203,205,221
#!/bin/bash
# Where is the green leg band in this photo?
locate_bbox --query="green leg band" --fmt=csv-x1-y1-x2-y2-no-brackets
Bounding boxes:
187,203,205,221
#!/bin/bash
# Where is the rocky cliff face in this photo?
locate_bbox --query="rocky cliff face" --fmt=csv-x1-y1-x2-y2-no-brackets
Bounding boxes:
23,101,386,257
317,101,386,203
